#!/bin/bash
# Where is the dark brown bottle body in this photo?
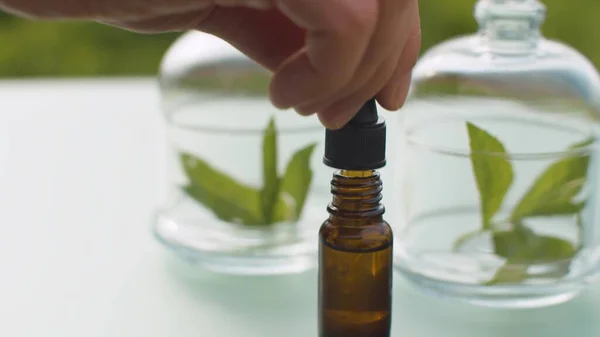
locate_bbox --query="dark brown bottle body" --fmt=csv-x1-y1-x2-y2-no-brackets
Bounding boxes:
318,170,393,337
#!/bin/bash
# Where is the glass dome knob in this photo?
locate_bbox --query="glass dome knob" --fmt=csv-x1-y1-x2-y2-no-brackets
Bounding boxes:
474,0,546,54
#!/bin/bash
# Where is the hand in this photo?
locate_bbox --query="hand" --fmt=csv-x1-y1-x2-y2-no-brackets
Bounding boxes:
0,0,421,129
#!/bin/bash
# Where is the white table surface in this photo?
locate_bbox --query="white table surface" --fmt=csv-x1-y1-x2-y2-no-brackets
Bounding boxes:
1,78,600,337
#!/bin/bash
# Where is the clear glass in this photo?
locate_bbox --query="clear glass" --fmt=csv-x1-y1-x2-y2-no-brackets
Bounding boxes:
153,31,332,275
393,0,600,308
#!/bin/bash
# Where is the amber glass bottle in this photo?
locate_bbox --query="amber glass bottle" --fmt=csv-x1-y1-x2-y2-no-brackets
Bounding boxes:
319,99,393,337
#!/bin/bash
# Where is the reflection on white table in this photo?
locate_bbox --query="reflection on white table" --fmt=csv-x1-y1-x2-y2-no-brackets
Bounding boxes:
0,78,599,337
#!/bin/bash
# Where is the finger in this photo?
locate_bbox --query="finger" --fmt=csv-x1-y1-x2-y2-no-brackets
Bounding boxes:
319,24,419,127
268,0,378,109
316,53,402,129
199,7,305,71
379,72,412,110
377,14,421,110
319,3,419,126
295,0,418,118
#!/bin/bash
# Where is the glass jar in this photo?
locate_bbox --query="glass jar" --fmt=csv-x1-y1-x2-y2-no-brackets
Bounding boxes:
393,0,600,308
153,31,332,275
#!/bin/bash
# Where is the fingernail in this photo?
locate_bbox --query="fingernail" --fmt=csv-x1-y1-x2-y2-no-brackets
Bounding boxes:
317,113,339,130
395,73,412,109
269,82,295,109
268,82,288,109
331,119,344,130
294,106,315,116
323,112,350,130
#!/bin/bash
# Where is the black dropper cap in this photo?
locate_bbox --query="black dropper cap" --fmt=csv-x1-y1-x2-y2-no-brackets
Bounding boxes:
323,98,386,170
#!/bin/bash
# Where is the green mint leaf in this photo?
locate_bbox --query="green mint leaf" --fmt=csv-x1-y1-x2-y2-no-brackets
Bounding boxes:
180,152,264,225
492,228,530,261
485,264,529,285
260,117,280,224
526,235,577,262
487,228,576,285
467,122,514,229
271,143,318,223
452,229,484,252
520,201,585,218
492,226,537,262
493,228,576,263
182,184,264,225
509,138,592,222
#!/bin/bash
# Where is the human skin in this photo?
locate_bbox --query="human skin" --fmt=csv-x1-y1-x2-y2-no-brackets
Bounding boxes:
0,0,421,129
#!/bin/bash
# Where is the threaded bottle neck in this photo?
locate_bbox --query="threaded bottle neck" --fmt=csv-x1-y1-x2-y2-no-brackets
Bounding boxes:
327,170,384,221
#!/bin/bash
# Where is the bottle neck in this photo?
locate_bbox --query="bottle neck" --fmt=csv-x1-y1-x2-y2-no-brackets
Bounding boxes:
327,170,384,222
474,0,546,55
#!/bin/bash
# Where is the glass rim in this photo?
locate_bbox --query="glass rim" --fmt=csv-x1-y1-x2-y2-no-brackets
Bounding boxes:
404,115,597,160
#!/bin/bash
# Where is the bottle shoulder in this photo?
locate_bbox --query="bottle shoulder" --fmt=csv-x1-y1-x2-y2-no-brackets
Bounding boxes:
319,218,393,252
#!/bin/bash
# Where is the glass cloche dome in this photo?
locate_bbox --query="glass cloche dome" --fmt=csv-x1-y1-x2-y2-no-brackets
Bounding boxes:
154,31,331,275
393,0,600,308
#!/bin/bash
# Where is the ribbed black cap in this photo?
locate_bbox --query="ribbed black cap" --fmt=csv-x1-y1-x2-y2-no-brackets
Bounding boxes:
323,98,386,170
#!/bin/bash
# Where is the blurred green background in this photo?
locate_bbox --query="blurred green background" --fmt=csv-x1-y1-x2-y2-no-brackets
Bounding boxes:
0,0,598,77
